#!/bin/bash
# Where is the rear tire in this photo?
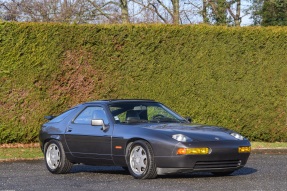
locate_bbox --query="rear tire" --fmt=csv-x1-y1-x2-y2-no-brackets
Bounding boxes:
44,140,73,174
126,140,157,179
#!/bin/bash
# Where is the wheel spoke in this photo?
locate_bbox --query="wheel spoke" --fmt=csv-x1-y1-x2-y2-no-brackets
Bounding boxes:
46,143,61,170
130,145,147,175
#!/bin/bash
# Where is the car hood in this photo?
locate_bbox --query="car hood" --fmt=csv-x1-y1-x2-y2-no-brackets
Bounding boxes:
144,123,239,141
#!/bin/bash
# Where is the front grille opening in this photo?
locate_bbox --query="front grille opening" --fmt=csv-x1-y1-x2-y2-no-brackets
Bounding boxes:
194,160,241,169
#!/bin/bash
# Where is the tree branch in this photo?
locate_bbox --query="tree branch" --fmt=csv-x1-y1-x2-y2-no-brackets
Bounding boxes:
156,0,173,16
149,3,168,23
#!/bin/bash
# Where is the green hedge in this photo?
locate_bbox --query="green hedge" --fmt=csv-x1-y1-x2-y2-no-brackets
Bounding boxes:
0,22,286,143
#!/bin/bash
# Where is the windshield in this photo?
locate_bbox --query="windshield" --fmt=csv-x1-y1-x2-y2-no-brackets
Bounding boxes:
109,102,187,124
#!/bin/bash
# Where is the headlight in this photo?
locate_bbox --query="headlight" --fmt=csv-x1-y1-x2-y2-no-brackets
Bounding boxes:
230,132,244,140
172,134,192,142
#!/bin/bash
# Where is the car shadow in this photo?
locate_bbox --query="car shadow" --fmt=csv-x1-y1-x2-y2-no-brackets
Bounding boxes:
70,165,130,175
69,165,257,178
232,167,258,176
158,167,257,179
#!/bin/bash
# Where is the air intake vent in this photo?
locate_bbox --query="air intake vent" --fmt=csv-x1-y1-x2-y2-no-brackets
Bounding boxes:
194,160,241,169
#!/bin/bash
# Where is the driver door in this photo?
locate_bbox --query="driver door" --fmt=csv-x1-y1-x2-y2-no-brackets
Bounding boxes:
64,106,112,161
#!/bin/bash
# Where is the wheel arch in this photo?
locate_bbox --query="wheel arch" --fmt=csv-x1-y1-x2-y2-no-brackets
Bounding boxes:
123,138,150,165
125,137,153,155
42,135,63,152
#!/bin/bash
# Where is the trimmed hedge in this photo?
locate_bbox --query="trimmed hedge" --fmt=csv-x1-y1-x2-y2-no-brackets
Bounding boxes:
0,22,286,143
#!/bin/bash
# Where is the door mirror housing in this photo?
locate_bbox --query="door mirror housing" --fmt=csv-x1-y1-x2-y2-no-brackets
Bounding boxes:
91,119,109,131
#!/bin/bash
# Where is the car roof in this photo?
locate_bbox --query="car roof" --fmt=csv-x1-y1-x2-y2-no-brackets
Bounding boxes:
83,99,156,105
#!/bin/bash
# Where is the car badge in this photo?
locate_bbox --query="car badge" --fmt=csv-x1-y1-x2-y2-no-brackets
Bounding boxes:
215,137,220,140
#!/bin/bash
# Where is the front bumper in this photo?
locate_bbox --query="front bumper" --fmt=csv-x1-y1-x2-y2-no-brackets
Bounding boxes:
154,141,250,175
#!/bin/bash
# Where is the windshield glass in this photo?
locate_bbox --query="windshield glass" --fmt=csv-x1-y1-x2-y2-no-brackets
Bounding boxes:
109,102,187,124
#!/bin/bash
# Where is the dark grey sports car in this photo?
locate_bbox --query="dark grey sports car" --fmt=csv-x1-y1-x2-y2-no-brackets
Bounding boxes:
39,99,251,179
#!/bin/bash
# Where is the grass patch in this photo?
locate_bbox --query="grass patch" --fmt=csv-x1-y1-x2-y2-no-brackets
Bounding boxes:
251,142,287,149
0,144,43,161
0,147,43,161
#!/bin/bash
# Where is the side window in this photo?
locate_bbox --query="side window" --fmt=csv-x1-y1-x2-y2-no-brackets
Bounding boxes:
116,111,128,123
74,106,108,125
50,108,77,123
109,106,125,123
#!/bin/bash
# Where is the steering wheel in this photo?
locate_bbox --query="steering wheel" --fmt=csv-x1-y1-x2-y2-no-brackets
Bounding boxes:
152,114,165,120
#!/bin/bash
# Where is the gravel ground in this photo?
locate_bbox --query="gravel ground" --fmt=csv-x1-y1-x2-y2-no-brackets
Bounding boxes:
0,154,287,191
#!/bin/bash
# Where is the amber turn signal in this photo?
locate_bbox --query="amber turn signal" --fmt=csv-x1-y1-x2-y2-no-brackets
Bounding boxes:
177,148,210,155
238,146,251,153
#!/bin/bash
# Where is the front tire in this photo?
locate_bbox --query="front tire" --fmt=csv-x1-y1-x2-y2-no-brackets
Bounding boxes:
44,140,73,174
126,140,157,179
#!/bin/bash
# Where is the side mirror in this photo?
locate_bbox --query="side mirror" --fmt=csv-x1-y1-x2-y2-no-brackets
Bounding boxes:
185,117,192,123
91,119,109,131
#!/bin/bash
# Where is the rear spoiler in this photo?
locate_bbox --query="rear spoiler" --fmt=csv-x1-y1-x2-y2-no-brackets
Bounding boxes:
44,115,56,120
